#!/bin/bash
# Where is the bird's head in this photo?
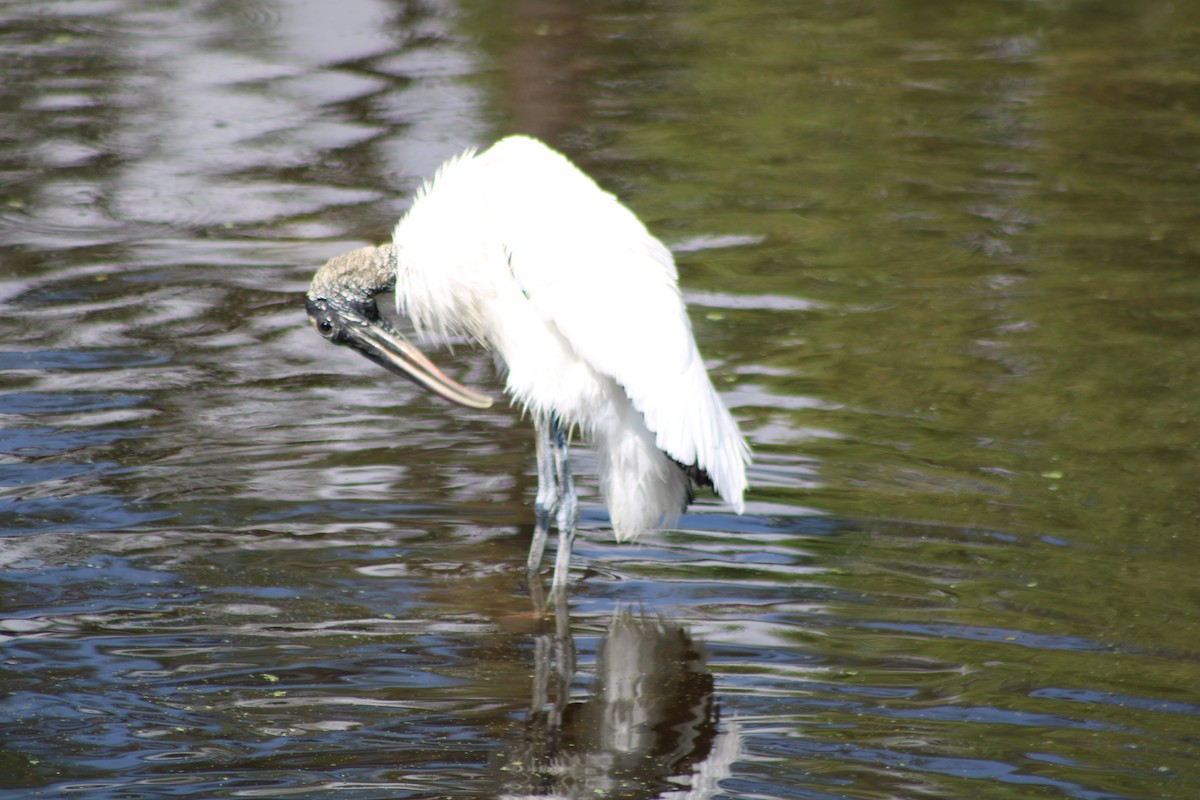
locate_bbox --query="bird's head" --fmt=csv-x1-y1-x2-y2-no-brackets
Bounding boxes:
305,245,493,410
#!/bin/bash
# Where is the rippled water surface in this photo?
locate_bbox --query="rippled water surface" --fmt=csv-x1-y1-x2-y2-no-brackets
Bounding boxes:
2,1,1199,798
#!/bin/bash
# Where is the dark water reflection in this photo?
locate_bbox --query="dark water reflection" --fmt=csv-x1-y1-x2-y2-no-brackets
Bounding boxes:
2,1,1200,798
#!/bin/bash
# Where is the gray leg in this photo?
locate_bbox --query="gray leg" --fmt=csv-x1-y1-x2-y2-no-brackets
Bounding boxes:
527,418,558,574
549,587,574,727
549,417,579,594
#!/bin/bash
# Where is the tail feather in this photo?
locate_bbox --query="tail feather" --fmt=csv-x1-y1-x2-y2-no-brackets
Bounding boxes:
593,403,691,542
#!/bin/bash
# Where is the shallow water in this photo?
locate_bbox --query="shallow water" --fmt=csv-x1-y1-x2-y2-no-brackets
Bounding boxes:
2,1,1199,798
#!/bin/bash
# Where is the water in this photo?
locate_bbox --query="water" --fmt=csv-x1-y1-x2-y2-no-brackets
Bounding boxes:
2,1,1199,798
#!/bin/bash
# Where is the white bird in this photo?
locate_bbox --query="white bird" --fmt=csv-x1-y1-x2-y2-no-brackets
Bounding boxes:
305,135,750,592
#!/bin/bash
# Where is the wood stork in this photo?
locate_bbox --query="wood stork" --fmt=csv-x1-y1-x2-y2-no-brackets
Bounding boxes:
305,135,750,592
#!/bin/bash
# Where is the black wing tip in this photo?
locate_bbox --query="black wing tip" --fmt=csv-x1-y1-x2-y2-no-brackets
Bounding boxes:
669,455,715,507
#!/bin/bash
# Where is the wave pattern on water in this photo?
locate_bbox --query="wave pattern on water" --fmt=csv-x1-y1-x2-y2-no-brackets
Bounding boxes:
1,1,1199,799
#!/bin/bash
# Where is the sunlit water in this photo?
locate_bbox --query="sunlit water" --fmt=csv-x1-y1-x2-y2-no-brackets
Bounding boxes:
2,1,1199,798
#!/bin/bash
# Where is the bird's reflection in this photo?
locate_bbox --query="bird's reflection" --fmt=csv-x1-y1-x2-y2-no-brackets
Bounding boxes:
499,594,740,799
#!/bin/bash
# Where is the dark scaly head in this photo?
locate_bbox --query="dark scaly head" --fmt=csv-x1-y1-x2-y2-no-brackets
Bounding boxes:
305,244,492,409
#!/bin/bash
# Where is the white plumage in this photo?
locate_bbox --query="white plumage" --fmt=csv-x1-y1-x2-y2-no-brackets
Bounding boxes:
306,135,749,589
393,136,749,538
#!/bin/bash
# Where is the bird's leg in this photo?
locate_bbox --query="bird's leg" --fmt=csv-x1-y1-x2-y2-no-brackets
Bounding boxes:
527,417,558,575
549,416,579,594
549,587,574,728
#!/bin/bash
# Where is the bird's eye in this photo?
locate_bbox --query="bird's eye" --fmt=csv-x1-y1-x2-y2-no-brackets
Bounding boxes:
316,318,334,336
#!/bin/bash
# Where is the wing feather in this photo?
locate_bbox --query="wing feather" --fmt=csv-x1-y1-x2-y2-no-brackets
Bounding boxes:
477,137,749,509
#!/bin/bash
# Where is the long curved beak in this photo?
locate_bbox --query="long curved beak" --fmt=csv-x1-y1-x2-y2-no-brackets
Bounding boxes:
308,297,493,410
